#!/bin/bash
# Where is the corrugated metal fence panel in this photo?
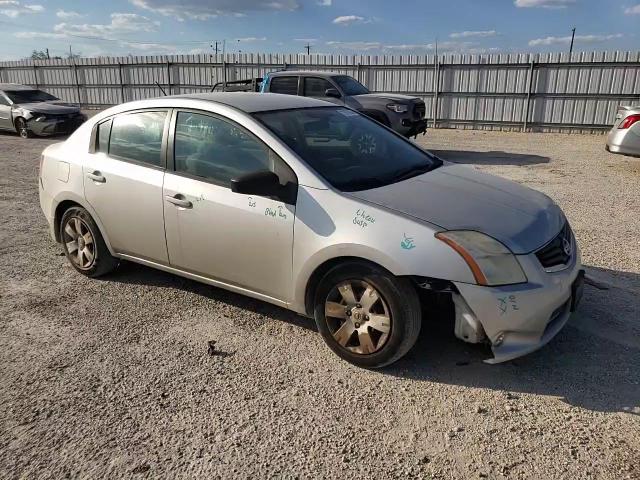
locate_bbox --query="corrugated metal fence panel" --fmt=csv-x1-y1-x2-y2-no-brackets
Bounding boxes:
1,52,639,131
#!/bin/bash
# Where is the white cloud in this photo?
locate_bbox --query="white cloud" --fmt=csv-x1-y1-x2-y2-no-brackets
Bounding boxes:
326,40,381,50
235,36,267,41
450,30,497,39
529,33,623,46
294,38,318,42
624,4,640,14
332,15,371,26
56,10,83,19
15,31,67,39
130,0,299,20
54,13,159,40
515,0,575,8
325,40,483,53
0,1,43,18
317,0,331,5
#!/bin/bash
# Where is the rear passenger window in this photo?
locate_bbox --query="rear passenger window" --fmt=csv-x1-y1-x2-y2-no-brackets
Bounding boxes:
109,111,166,167
269,76,298,95
96,119,112,152
304,77,332,97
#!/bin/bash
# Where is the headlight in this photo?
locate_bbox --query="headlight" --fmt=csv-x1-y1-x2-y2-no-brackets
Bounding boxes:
386,103,409,113
435,231,527,286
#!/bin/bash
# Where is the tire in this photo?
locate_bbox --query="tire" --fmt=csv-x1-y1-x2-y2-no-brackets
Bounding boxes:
15,118,32,139
313,262,421,369
60,206,119,277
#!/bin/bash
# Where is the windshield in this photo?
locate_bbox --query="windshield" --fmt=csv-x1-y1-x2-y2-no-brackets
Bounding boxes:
253,107,441,192
332,75,369,96
5,89,58,104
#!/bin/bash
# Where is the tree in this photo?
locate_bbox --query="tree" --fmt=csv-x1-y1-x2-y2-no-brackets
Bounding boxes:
31,50,48,60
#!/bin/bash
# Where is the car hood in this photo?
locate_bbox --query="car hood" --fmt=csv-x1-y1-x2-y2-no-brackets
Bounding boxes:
347,163,565,254
14,102,81,114
354,93,419,103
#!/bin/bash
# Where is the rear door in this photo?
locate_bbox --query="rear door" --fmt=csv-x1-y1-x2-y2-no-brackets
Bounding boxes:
268,76,300,96
83,110,170,263
162,110,297,302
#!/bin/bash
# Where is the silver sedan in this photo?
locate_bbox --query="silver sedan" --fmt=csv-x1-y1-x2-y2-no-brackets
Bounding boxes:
606,105,640,157
39,93,584,368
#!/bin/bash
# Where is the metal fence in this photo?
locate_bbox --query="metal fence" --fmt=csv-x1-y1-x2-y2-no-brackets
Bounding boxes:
1,51,639,133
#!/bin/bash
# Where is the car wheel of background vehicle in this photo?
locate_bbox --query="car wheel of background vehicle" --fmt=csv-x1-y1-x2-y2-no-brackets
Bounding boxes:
313,262,421,368
15,118,32,139
60,206,119,277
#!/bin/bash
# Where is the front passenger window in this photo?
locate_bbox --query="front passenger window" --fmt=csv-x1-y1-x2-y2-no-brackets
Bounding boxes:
174,112,275,187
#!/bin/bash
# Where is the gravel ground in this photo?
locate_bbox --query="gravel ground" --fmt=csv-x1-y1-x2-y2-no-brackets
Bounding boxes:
1,128,638,479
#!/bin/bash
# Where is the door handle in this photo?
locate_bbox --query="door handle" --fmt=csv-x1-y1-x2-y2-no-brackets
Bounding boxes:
165,194,193,209
86,171,106,183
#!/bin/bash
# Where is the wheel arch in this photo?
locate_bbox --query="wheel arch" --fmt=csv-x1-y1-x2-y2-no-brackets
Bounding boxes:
303,256,400,317
52,196,116,255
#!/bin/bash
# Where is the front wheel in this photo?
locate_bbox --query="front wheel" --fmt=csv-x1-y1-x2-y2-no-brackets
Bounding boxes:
313,262,422,368
15,118,32,139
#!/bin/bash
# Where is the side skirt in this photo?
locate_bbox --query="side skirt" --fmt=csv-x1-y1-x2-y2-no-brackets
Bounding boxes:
116,253,291,310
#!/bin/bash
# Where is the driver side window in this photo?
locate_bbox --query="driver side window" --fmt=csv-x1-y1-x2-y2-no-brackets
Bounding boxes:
173,112,294,188
303,77,334,98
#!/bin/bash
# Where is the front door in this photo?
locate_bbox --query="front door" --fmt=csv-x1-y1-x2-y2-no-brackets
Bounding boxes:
0,94,13,130
83,110,170,263
163,110,296,302
302,77,344,105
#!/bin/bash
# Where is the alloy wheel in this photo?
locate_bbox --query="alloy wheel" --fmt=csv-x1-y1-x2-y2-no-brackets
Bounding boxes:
16,119,29,139
63,217,96,270
324,280,391,355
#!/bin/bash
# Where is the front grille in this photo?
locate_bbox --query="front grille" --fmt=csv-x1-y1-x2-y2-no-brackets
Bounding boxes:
535,223,573,270
413,102,426,119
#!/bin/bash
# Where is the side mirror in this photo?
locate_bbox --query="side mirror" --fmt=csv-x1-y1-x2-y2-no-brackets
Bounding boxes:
231,170,280,196
325,88,341,99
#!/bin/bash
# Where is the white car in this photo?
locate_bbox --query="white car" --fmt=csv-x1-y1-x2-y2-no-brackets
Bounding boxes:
39,93,584,368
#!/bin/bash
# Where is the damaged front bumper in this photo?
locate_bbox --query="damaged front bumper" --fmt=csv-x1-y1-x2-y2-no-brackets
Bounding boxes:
451,248,584,364
27,114,86,137
400,118,428,137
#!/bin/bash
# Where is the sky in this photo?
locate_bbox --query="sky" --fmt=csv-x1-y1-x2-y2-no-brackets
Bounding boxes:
0,0,638,60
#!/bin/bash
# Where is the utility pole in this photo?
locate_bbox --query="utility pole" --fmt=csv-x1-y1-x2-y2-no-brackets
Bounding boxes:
569,27,576,55
46,48,50,59
211,41,220,54
304,43,311,55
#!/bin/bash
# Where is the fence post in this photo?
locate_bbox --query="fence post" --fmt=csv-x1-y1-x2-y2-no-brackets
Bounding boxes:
73,61,82,106
523,58,535,132
432,57,440,129
166,61,171,95
33,63,38,89
118,62,125,103
223,60,227,90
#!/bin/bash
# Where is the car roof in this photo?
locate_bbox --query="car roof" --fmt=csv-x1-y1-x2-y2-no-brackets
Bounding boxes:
267,71,340,78
0,83,36,91
174,92,334,113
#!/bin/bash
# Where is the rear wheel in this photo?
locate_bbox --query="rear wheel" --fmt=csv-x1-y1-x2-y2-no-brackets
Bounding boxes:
15,118,32,139
313,262,421,368
60,206,118,277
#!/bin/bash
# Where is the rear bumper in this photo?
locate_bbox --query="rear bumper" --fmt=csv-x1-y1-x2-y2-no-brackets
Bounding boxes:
453,245,583,364
606,127,640,157
39,177,57,241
